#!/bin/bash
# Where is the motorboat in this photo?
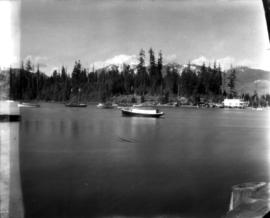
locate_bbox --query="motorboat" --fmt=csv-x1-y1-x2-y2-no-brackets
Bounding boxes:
156,102,178,107
121,107,164,118
18,102,40,108
97,102,114,109
65,87,87,107
133,102,156,107
65,103,87,107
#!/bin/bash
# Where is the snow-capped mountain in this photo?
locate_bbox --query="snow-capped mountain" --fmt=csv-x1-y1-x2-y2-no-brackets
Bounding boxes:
87,54,270,94
90,54,238,74
191,56,235,71
90,54,139,72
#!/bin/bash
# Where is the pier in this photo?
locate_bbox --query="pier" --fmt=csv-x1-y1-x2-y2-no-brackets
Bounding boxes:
225,182,270,218
0,101,23,218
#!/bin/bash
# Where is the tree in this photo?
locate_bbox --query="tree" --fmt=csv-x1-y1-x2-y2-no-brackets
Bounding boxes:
227,68,237,98
164,65,179,95
122,64,134,94
157,50,163,94
136,49,148,95
251,91,259,107
25,59,33,72
196,62,207,95
209,61,222,95
180,62,198,96
149,48,156,93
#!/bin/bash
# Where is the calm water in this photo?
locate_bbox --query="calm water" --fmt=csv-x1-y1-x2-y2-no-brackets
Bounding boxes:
19,103,270,218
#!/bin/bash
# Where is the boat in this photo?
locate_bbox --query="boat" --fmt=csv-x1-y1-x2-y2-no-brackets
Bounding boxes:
121,107,164,118
251,107,263,111
97,102,114,109
18,102,40,108
65,103,87,107
133,102,156,107
65,87,87,107
156,102,178,107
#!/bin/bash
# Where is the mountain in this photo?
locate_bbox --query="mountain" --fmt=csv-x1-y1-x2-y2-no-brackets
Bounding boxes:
90,54,139,72
89,54,270,95
231,66,270,95
2,57,270,97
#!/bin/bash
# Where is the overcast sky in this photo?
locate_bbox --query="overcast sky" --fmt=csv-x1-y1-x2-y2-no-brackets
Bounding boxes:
20,0,270,73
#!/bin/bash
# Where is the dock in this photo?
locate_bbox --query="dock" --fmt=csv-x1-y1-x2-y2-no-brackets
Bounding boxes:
0,101,20,122
0,100,24,218
225,182,270,218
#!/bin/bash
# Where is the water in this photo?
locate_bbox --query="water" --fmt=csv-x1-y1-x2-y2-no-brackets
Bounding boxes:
19,103,270,218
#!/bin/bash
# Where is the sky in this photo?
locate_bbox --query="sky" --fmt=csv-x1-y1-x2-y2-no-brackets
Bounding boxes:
17,0,270,73
0,1,20,70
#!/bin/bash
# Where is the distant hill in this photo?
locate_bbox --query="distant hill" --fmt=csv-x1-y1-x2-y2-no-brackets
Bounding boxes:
1,64,270,98
230,66,270,95
84,59,270,96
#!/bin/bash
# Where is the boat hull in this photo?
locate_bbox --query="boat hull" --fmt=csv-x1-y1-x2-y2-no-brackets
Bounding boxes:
97,104,113,109
65,103,87,107
18,103,40,108
121,109,164,118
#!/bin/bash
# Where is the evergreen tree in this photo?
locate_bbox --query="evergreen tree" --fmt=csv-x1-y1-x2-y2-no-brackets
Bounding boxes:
25,59,33,72
136,49,148,95
157,50,163,94
149,48,156,94
71,60,82,94
227,68,237,98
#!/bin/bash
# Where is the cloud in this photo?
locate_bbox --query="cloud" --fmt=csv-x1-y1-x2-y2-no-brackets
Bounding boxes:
164,54,177,63
50,66,61,74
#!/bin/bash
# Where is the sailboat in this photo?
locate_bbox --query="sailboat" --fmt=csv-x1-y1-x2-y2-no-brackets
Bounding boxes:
65,88,87,107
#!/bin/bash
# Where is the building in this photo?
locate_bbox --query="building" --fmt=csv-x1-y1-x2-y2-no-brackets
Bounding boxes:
223,99,249,108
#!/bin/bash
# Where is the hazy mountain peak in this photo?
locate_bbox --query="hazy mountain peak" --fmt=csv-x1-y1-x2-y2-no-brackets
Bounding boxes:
90,54,139,71
191,56,235,70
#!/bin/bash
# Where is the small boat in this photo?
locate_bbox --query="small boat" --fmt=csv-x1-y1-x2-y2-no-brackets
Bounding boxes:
133,102,156,107
65,87,87,107
156,102,178,107
65,103,87,107
252,107,263,111
97,102,114,109
18,102,40,108
121,107,164,118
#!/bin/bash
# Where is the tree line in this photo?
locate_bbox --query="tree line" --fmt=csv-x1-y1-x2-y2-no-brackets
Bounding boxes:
7,48,270,106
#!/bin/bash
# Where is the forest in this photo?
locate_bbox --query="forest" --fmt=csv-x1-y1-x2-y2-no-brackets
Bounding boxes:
7,48,270,107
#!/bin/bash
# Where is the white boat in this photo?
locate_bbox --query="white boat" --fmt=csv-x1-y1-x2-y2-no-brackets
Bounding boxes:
97,102,114,109
133,102,156,107
65,103,87,107
18,102,40,108
156,102,178,107
121,107,164,118
252,107,263,111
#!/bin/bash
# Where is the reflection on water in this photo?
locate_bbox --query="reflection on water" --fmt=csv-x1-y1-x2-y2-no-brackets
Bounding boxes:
19,104,270,218
130,117,157,125
130,117,157,138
